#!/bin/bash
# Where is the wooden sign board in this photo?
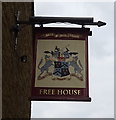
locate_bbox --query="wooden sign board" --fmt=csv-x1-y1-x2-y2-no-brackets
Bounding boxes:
31,27,91,101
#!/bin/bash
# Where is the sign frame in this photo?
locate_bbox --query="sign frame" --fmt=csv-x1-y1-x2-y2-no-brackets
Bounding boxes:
31,27,91,101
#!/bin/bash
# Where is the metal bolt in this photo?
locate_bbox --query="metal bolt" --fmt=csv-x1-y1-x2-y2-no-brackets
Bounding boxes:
20,56,27,63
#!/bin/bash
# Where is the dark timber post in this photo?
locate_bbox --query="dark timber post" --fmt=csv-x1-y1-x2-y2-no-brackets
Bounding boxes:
2,2,34,119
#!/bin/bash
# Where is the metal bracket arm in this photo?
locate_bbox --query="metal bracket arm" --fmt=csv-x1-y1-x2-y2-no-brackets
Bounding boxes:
16,16,106,27
12,11,106,50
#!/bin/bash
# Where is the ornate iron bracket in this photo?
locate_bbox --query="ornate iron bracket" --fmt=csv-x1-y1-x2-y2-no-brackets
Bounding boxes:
12,11,106,50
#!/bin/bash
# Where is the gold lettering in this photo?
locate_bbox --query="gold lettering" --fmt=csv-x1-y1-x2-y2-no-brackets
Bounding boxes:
63,89,68,95
73,90,78,95
51,89,55,95
40,89,43,95
40,89,56,95
57,89,63,95
43,33,80,39
47,89,51,95
40,89,81,96
78,90,81,95
68,90,72,95
43,89,48,95
48,89,55,95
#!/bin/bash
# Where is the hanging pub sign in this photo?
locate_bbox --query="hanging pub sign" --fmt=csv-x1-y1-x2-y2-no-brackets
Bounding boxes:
31,27,91,101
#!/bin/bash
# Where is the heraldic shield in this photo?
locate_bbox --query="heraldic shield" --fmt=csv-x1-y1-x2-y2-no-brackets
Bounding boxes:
53,61,70,77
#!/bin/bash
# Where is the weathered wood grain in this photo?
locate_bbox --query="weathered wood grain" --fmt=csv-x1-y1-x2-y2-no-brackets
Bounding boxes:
2,2,34,119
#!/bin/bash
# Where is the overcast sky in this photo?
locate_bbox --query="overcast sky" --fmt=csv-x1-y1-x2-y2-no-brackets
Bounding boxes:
31,1,114,118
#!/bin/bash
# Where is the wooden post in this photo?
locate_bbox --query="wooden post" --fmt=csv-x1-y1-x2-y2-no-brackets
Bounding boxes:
2,2,34,119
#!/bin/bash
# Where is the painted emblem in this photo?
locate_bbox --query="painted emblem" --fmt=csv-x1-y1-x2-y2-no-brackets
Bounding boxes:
53,61,70,77
37,45,83,81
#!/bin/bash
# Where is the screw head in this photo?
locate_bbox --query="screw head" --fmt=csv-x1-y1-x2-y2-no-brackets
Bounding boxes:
20,56,27,63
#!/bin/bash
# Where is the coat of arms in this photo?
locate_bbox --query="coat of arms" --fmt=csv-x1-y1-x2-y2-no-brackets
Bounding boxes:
37,45,83,81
